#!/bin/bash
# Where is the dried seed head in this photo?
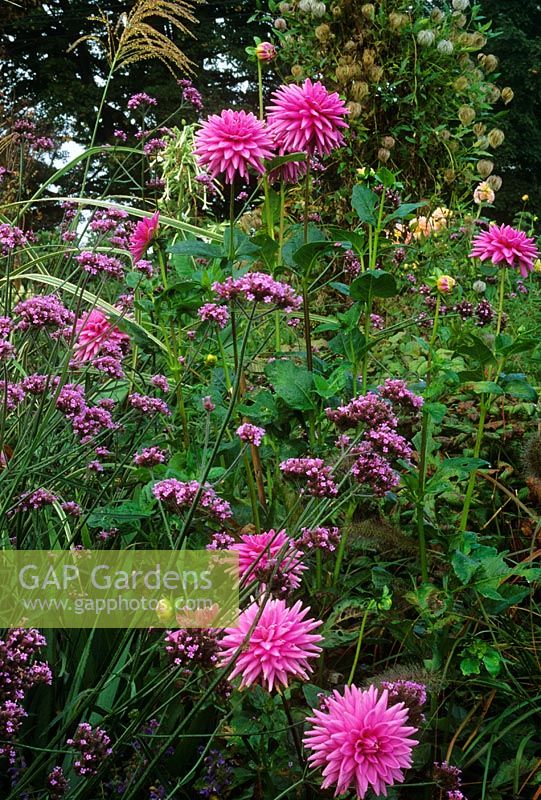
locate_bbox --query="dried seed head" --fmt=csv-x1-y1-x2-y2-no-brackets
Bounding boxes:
453,75,469,92
347,101,363,119
378,147,391,162
501,86,514,104
458,105,475,125
361,3,375,19
476,159,494,178
486,174,502,191
487,128,505,148
350,80,369,101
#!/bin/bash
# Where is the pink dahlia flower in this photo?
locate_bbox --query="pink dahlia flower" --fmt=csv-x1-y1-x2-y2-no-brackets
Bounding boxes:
194,109,274,184
266,79,349,157
231,529,307,592
74,310,130,362
469,223,539,278
303,684,419,798
218,597,323,691
129,211,159,262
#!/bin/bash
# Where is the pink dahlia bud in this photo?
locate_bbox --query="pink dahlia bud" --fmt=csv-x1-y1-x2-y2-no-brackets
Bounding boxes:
436,275,456,294
255,42,277,62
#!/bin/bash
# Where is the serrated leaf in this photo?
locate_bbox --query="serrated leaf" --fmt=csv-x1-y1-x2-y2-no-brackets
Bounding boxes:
452,550,479,584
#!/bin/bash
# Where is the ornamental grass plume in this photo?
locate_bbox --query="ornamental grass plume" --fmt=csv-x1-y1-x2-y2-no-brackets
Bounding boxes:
218,597,323,691
266,79,348,157
129,211,160,262
469,223,539,278
194,110,274,184
303,684,419,798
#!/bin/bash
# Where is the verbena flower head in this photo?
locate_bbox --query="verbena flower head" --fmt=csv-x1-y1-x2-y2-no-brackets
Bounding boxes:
218,597,323,691
470,223,539,278
73,309,130,362
266,79,349,156
75,251,125,280
152,478,232,522
129,211,160,262
194,109,274,183
127,92,157,110
212,272,301,311
232,529,307,593
13,295,74,332
303,684,419,798
236,422,265,446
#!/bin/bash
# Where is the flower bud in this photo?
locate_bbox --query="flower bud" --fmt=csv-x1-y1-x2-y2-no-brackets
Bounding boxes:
378,147,391,163
417,29,435,46
156,598,174,624
436,275,456,294
458,105,475,125
430,8,445,22
278,1,290,12
452,11,467,26
487,128,505,148
522,194,529,202
473,280,486,293
452,0,469,9
202,395,215,412
501,86,514,104
381,135,395,149
255,42,277,62
389,12,409,30
291,64,304,78
476,159,494,178
274,17,287,30
205,353,218,367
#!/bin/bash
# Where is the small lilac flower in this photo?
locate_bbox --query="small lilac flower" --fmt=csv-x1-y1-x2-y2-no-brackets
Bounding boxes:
237,423,265,447
127,93,157,110
151,374,170,392
134,446,168,467
198,303,229,329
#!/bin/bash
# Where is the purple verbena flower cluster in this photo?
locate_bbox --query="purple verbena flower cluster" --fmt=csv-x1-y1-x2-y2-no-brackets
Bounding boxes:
280,457,338,497
380,680,427,727
0,629,52,763
153,478,232,522
212,272,302,312
46,766,69,798
164,629,218,670
67,723,112,776
198,302,230,329
0,223,32,254
75,251,125,280
13,295,74,331
127,93,157,110
298,526,341,552
134,446,168,467
128,393,171,416
178,79,203,110
236,422,265,446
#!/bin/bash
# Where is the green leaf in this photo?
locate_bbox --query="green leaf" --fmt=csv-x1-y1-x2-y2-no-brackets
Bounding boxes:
452,550,480,584
87,501,153,528
302,683,326,708
455,334,496,365
328,329,366,361
351,184,378,225
292,240,335,272
437,457,488,478
460,656,481,676
383,201,425,224
466,380,504,396
325,225,366,253
482,649,501,676
265,359,315,410
168,240,223,259
500,377,538,401
265,151,307,171
350,270,398,301
424,402,447,423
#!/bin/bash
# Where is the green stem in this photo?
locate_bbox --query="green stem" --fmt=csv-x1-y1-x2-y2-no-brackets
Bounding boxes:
361,295,372,393
416,294,441,582
229,181,235,266
243,451,261,533
495,268,506,337
348,603,373,685
370,190,387,269
302,167,313,371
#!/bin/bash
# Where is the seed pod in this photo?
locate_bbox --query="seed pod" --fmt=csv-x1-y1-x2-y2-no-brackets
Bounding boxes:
381,135,395,149
368,65,383,82
335,65,350,84
501,86,514,104
480,53,498,72
430,8,444,22
485,84,501,103
378,147,391,162
437,39,454,54
389,12,409,30
417,29,435,46
274,17,287,30
350,80,369,101
476,159,494,178
315,23,331,41
347,101,363,119
453,76,469,92
344,39,357,52
473,122,486,136
291,64,303,78
312,1,327,18
362,48,375,66
486,174,502,191
487,128,505,148
361,3,375,19
458,105,475,125
452,12,467,26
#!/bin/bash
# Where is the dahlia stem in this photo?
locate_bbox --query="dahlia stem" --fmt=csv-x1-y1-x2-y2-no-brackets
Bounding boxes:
281,694,305,770
302,166,313,371
416,294,440,581
229,181,236,266
460,269,506,533
347,602,374,686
